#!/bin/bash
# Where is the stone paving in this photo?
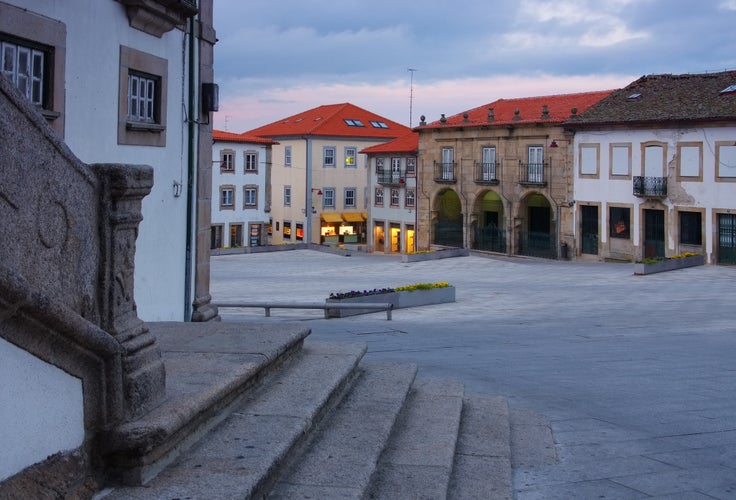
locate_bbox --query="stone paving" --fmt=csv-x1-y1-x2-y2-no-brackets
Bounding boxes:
211,250,736,499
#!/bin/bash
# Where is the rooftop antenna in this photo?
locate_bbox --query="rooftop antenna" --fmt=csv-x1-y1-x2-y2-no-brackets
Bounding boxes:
224,115,231,131
408,68,418,127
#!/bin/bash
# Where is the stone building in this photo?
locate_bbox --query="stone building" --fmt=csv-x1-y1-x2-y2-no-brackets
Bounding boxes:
415,90,612,258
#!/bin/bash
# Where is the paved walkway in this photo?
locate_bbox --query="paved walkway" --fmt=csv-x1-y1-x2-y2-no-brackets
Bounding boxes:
211,250,736,499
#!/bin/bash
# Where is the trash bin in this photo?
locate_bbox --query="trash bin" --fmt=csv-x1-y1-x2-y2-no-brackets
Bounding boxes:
560,242,568,260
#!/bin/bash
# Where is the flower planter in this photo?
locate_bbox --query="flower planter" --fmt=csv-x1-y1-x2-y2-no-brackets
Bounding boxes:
326,286,456,318
633,254,704,275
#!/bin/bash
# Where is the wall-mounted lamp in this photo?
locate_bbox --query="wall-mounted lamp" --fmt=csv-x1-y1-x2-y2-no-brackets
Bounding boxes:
312,188,323,195
550,140,559,148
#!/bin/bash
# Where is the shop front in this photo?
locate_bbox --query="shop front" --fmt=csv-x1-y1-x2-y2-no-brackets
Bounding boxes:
320,212,367,245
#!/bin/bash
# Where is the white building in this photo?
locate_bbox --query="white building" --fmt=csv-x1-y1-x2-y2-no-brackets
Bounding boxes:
0,0,217,321
211,130,275,249
362,132,419,253
569,71,736,264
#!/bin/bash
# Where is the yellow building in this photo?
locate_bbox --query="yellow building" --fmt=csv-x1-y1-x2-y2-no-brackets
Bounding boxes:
248,103,411,246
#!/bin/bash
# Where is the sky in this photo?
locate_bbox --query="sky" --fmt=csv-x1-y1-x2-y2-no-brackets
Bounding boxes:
212,0,736,133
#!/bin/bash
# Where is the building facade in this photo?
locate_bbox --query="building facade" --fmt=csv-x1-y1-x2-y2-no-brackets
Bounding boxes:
212,130,275,249
0,0,217,322
362,132,419,253
247,103,411,247
415,91,612,258
569,71,736,264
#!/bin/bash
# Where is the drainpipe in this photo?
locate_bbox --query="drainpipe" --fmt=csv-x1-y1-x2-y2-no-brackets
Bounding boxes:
183,14,197,320
305,137,313,245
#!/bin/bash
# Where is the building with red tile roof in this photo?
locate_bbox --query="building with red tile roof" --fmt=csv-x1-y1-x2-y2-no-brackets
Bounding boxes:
360,132,419,253
247,103,411,246
415,90,613,257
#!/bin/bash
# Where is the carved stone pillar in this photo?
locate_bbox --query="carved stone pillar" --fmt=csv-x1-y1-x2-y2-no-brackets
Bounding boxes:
92,163,165,420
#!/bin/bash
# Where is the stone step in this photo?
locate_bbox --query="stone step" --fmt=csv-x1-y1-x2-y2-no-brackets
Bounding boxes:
266,361,418,499
102,321,311,486
367,379,465,499
448,395,513,500
101,340,367,499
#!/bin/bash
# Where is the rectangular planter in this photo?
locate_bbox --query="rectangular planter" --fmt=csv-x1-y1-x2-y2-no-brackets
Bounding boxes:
326,286,456,318
633,254,704,275
401,248,469,263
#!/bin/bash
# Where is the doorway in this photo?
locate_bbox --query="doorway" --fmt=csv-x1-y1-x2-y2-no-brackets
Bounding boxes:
644,209,665,258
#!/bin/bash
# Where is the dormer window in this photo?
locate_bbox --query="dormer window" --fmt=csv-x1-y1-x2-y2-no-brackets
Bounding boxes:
720,84,736,95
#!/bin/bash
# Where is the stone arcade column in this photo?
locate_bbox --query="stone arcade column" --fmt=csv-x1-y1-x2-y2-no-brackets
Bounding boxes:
93,164,166,419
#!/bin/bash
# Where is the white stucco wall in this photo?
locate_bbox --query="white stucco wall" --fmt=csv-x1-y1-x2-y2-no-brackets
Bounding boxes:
211,140,271,246
0,338,84,482
8,0,194,320
573,126,736,259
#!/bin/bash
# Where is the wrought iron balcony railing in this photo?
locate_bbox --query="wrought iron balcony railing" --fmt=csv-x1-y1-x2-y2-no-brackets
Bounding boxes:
474,161,500,184
377,169,406,186
434,161,457,183
519,162,548,186
633,176,667,198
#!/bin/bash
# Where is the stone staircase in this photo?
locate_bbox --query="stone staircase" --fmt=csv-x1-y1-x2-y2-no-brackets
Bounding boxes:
95,321,514,499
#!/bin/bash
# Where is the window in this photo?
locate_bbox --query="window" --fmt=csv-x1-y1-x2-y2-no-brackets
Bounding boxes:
441,147,454,180
230,224,243,247
609,207,630,239
244,151,258,172
481,147,496,181
405,188,416,208
390,188,400,207
283,221,291,239
344,188,356,208
579,144,599,176
210,225,223,249
284,146,292,167
679,211,702,245
323,188,335,208
610,144,631,177
323,146,336,167
643,143,665,177
370,120,389,128
1,40,45,105
0,3,66,135
716,142,736,180
244,185,257,208
284,185,291,206
345,147,357,167
344,118,365,127
677,144,701,179
296,223,304,241
119,46,167,146
376,157,384,174
375,188,384,206
127,72,157,123
220,150,234,172
406,157,416,176
220,186,234,209
267,219,273,235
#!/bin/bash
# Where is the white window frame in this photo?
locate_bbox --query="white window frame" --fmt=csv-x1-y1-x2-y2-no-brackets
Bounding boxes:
405,188,416,208
375,187,384,206
127,72,156,123
323,146,336,167
344,187,356,208
345,147,357,167
244,186,257,208
406,156,416,176
285,146,292,167
220,150,234,172
390,188,400,207
220,187,234,209
244,151,258,172
284,185,291,206
323,187,336,208
1,40,45,105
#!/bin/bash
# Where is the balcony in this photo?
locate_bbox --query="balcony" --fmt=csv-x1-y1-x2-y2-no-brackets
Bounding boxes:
377,169,405,186
519,162,548,186
474,161,500,185
434,161,457,183
633,176,667,198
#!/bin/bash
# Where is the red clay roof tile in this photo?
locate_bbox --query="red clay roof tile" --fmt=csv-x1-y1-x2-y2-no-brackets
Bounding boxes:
213,129,277,144
418,90,614,129
360,132,418,154
246,103,410,139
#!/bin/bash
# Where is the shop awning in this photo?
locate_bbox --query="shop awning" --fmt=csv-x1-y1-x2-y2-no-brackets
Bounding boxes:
342,212,366,222
321,213,344,223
